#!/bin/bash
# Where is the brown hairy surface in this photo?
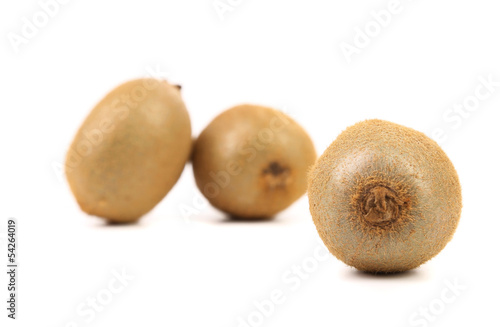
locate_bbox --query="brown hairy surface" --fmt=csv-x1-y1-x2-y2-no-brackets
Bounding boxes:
308,119,462,273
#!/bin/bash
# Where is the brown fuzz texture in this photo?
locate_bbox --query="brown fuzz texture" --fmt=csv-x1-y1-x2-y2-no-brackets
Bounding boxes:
66,79,192,223
192,104,317,219
308,119,462,273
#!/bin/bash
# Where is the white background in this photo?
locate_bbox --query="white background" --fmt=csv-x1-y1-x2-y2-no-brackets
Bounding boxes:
1,0,499,326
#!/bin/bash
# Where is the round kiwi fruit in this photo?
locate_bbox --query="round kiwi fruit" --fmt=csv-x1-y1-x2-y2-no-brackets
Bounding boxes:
66,78,192,223
308,119,462,273
192,104,317,219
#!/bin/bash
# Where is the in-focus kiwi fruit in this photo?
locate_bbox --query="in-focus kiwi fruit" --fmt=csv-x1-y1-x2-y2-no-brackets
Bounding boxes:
66,78,192,223
308,119,462,273
192,104,317,219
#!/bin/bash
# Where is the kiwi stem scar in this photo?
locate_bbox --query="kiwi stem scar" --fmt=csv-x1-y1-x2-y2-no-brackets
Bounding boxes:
361,186,402,226
262,162,291,189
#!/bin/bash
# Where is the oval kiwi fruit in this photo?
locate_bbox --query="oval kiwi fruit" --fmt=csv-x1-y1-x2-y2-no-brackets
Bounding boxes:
66,78,192,223
192,104,317,219
308,119,462,273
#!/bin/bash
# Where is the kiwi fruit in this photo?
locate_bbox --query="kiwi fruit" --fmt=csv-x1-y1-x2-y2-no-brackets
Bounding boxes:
192,104,317,219
308,119,462,273
66,78,192,223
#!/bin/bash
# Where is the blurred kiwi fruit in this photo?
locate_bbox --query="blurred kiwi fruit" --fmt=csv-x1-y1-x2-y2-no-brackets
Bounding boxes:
192,104,316,219
66,78,191,223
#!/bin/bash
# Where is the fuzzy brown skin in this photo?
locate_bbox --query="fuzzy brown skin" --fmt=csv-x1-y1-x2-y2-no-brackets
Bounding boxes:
308,119,462,273
66,79,192,223
192,104,317,219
